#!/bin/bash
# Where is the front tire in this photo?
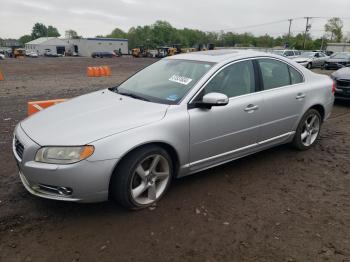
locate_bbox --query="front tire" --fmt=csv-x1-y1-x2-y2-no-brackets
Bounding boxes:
306,63,312,69
110,145,173,210
292,109,321,150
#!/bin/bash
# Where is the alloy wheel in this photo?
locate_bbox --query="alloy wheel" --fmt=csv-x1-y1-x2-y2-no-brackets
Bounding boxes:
130,154,170,205
300,113,320,147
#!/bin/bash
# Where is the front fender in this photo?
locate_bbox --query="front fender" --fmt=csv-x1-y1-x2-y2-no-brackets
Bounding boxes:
88,107,190,171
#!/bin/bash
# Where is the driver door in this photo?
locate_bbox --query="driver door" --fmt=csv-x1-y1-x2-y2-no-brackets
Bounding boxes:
188,59,263,171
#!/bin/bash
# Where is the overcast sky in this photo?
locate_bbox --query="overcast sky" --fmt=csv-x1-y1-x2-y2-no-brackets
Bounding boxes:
1,0,350,39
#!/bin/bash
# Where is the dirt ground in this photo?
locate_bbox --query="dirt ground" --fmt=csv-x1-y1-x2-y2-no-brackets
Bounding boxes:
0,57,349,262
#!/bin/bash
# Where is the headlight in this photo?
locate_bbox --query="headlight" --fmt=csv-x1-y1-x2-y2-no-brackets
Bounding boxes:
35,146,94,164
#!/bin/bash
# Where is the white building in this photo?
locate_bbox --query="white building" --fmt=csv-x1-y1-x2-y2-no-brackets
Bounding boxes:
25,37,69,55
25,37,129,56
66,38,128,56
326,43,350,53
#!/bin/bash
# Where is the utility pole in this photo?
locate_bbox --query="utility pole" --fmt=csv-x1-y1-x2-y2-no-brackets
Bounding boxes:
286,18,293,48
288,19,292,39
303,17,311,49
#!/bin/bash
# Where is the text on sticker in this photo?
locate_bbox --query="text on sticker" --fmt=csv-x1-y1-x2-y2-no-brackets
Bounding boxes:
169,75,193,85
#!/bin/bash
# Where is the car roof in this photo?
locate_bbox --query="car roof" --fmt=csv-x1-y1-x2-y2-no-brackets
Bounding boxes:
166,49,271,63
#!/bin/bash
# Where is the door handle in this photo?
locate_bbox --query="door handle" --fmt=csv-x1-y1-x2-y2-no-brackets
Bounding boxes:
244,104,259,112
296,93,306,100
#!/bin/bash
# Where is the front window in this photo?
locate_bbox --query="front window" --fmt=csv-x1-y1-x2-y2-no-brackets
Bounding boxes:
272,50,284,56
113,59,214,104
300,52,316,58
203,60,256,98
330,53,350,59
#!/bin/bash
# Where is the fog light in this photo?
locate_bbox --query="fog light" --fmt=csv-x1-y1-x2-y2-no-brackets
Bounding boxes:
58,187,73,196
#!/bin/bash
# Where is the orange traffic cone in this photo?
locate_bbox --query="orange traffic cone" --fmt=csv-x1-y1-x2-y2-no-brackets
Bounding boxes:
0,71,4,81
104,66,111,76
87,67,94,77
93,67,100,77
99,66,107,76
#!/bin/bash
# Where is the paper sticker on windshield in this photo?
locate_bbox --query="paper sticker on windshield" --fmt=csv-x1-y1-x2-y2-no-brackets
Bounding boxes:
169,75,192,85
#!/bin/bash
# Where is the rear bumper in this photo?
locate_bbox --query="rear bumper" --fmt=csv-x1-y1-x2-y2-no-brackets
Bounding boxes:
324,97,335,121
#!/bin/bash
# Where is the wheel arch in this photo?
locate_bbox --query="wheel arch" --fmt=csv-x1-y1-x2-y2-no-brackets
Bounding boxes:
108,141,181,197
309,104,325,121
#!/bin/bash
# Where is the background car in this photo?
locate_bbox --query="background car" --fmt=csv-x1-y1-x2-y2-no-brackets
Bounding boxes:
0,53,5,60
272,49,301,59
325,52,350,70
293,51,329,69
27,52,38,58
331,66,350,100
44,50,59,57
91,51,116,58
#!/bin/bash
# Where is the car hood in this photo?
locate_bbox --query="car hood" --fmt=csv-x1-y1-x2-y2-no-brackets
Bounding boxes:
293,57,311,62
21,89,169,146
332,67,350,79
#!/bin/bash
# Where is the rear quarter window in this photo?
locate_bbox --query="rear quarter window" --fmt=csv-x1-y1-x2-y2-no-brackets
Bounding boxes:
289,66,303,84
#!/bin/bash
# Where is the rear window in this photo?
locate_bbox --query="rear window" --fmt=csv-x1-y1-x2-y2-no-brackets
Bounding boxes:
258,59,303,89
258,59,291,89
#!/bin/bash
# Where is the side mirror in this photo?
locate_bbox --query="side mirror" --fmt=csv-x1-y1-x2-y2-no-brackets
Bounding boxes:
194,92,229,109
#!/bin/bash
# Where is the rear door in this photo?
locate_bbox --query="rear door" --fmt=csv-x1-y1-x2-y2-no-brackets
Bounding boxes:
257,58,306,145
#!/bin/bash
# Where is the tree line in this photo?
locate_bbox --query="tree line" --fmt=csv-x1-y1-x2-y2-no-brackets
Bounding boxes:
7,18,347,50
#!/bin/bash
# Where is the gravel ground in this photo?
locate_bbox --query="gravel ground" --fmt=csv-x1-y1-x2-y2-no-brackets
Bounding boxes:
0,57,349,262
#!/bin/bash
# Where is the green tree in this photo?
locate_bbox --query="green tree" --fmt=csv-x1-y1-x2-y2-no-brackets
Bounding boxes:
47,25,60,37
325,17,343,42
31,23,60,39
19,35,33,45
107,28,127,38
31,23,47,39
65,29,81,39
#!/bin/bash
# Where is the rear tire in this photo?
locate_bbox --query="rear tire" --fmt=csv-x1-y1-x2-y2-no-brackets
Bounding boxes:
110,145,173,210
292,109,321,150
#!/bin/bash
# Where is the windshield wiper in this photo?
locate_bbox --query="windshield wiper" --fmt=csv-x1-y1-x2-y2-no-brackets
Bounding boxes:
118,91,150,102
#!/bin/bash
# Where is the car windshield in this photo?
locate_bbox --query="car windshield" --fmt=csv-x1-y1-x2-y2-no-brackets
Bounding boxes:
330,53,350,59
300,52,315,57
272,50,284,56
112,59,215,104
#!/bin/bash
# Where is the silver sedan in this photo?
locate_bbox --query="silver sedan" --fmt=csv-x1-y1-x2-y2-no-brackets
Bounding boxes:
13,50,335,209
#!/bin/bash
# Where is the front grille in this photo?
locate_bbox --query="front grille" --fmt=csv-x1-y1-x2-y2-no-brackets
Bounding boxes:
337,79,350,88
14,137,24,160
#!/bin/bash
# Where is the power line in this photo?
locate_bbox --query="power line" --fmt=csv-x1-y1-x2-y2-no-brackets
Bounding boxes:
215,16,350,33
216,19,295,32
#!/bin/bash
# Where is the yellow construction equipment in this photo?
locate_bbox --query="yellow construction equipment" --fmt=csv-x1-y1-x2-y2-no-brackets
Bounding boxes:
14,48,25,58
156,47,178,58
167,47,177,56
131,46,152,58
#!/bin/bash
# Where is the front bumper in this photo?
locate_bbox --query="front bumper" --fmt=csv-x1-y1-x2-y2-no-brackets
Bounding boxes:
335,90,350,100
296,61,308,67
324,63,346,70
13,125,117,203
